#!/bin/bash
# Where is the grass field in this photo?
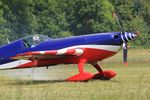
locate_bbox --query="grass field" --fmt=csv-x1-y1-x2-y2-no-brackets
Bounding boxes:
0,49,149,100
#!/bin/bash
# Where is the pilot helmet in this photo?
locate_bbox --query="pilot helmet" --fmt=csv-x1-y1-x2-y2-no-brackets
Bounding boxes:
32,35,40,43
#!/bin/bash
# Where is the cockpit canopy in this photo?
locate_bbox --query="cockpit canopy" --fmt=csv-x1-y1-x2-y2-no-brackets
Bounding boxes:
22,35,50,48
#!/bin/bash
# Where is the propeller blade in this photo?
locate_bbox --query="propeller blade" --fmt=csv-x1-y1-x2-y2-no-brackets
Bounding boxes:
113,11,140,66
112,12,125,32
123,43,128,66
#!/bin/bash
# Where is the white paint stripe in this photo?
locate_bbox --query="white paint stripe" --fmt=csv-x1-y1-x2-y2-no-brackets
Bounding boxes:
125,32,129,41
62,45,121,52
133,34,137,38
0,60,31,69
74,49,84,55
57,49,67,55
40,51,45,54
121,34,125,42
129,33,134,40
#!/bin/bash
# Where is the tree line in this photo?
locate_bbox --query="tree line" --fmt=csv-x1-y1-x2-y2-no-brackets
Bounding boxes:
0,0,149,48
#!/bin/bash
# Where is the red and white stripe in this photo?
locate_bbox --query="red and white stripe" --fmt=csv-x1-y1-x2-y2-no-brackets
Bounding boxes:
0,60,32,69
12,48,84,59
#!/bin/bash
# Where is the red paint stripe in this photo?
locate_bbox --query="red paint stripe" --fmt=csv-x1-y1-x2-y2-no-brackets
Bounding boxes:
24,52,38,55
65,49,76,55
44,50,57,55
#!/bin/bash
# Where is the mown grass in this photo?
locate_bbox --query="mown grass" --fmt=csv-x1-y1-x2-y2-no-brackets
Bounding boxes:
0,49,149,100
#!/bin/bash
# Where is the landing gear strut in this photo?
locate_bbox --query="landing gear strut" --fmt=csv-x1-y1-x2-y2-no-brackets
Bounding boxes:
66,60,116,82
66,59,93,82
91,62,116,80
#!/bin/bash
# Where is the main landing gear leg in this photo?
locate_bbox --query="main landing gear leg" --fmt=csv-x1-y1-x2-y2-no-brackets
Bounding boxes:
66,60,93,82
91,62,116,80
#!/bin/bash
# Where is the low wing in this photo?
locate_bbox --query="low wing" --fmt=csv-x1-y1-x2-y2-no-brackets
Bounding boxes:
11,49,84,60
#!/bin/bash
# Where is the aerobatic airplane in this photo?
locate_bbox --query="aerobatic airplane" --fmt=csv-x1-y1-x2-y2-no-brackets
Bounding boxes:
0,31,139,81
0,12,140,81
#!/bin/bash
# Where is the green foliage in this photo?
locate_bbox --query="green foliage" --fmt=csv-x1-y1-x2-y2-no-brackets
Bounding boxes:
0,1,11,45
65,0,116,35
33,0,69,37
110,0,150,48
57,31,73,38
0,0,149,48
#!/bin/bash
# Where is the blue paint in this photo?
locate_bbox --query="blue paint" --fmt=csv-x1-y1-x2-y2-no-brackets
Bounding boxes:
35,32,122,51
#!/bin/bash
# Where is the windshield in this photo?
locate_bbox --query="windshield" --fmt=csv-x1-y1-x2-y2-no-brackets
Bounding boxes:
22,35,50,48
